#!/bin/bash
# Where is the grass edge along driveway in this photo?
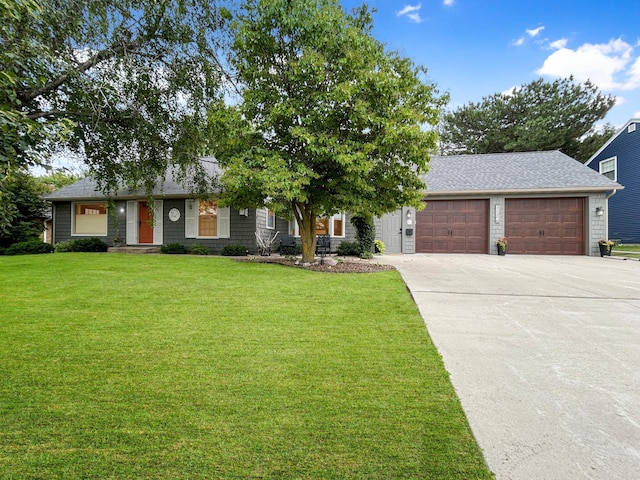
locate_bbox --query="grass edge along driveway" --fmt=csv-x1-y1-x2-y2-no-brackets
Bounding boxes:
0,254,493,479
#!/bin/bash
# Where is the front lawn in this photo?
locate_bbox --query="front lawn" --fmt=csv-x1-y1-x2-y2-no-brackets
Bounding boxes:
0,254,492,479
612,244,640,259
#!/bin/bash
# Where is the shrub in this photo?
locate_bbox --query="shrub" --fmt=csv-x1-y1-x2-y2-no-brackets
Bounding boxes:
221,244,248,256
337,241,360,256
351,215,375,255
54,240,75,252
68,237,109,252
4,240,54,255
190,244,210,255
161,243,188,254
359,250,374,259
374,240,385,255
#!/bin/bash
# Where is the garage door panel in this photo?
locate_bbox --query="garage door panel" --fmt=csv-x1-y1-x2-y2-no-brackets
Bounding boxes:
416,200,488,253
506,198,584,255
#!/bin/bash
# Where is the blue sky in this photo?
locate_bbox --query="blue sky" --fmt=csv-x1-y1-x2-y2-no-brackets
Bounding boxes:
340,0,640,128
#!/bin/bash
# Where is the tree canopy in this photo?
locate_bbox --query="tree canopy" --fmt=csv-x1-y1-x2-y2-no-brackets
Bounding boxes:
210,0,446,262
1,0,231,231
0,171,48,247
439,77,615,161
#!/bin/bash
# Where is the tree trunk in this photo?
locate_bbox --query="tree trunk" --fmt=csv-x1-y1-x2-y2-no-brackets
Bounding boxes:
293,202,317,263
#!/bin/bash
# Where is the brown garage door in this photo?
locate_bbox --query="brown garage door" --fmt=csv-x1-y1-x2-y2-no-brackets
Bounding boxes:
416,200,489,253
505,198,585,255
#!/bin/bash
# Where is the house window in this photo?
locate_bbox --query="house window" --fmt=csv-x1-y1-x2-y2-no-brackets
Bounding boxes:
599,156,617,181
266,208,276,229
290,213,345,237
73,202,107,235
198,200,218,237
185,199,230,239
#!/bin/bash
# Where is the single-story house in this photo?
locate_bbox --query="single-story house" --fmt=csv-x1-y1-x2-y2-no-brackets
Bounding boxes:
377,151,622,256
45,151,621,256
43,161,356,254
585,119,639,243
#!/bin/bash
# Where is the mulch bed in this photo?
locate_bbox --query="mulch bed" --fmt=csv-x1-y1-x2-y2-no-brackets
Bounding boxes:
235,255,396,273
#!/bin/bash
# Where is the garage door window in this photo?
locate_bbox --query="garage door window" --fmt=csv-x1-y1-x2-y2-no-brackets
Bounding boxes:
599,157,617,181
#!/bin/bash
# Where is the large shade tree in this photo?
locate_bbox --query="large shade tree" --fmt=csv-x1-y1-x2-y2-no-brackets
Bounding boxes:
439,77,615,161
1,0,231,231
210,0,446,263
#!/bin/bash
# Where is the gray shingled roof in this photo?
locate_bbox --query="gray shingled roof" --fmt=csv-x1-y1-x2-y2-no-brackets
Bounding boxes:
45,151,622,201
44,158,221,201
423,151,622,194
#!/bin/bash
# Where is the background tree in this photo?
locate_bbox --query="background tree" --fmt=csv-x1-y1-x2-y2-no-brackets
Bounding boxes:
0,171,48,248
573,124,617,163
1,0,231,231
210,0,446,263
34,170,84,193
439,77,615,160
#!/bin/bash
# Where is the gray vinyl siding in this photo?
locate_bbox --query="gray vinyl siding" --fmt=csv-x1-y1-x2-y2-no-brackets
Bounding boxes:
52,201,123,244
162,199,257,254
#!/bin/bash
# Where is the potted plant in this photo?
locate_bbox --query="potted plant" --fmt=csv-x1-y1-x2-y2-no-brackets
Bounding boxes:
598,239,614,257
496,237,507,255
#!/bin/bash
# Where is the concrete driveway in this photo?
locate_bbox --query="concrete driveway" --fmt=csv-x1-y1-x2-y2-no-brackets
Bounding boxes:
379,254,640,480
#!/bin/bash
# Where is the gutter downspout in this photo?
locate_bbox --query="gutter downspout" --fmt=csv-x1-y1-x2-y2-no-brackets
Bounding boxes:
604,189,618,243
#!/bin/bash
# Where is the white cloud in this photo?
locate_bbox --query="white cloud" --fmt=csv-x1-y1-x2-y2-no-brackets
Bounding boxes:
501,85,520,96
549,38,568,50
513,37,525,46
526,26,545,37
397,3,423,23
537,38,638,91
443,0,455,6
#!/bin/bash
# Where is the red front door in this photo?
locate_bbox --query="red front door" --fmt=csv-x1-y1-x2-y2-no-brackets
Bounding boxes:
138,202,154,244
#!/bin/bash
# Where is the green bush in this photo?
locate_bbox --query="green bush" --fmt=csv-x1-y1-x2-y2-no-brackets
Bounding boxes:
54,240,74,252
161,243,188,254
359,250,374,259
4,240,54,255
337,241,360,256
53,238,108,253
67,238,109,252
190,244,210,255
221,244,248,256
351,215,375,255
374,240,385,255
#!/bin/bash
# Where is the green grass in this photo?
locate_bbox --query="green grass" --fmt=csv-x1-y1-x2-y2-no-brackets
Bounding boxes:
0,254,492,479
611,244,640,259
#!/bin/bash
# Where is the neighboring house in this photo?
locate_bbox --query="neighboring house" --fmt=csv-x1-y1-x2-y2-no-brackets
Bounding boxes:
378,151,622,256
46,151,620,256
44,161,356,254
585,119,639,243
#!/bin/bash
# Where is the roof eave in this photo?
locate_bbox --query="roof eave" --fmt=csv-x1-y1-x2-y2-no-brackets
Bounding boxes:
585,118,640,165
43,193,208,202
424,186,624,197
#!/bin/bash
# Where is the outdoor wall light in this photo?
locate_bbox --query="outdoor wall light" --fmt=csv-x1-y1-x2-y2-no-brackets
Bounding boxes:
119,207,125,214
406,209,413,225
595,207,604,216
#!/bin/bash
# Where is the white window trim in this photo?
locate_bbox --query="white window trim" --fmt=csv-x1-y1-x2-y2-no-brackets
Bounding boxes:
71,201,108,236
289,214,346,238
599,156,617,182
265,208,276,229
185,199,230,239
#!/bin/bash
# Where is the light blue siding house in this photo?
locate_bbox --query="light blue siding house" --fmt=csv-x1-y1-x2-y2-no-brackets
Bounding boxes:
586,119,639,243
